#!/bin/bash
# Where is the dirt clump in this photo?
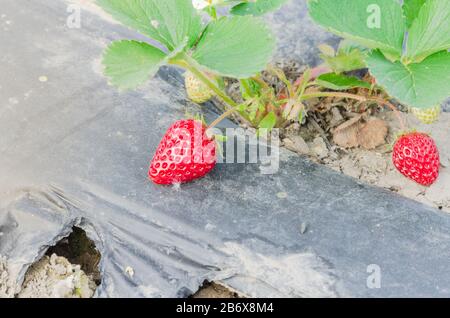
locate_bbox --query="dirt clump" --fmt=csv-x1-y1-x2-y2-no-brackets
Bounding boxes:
18,253,97,298
191,281,243,298
17,226,101,298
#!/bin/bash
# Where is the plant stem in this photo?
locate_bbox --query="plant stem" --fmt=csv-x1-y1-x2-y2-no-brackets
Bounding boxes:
171,56,407,133
240,79,253,98
208,107,237,129
301,92,367,101
368,98,406,131
293,65,331,88
171,53,253,127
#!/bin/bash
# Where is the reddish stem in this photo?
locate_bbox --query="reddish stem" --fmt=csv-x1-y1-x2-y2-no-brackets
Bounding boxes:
293,65,331,89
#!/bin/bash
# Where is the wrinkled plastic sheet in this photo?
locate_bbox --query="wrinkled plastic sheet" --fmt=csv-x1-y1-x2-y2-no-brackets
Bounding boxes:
1,0,450,298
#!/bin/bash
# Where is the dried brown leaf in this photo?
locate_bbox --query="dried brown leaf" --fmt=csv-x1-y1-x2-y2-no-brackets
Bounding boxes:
334,114,362,133
332,116,361,148
357,118,388,150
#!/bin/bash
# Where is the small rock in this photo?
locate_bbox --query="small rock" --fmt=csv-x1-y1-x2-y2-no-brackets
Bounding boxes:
286,123,301,134
276,192,288,199
49,253,58,266
283,136,310,155
423,171,450,208
310,137,329,159
283,138,296,151
340,156,362,179
328,147,340,160
53,264,67,276
299,222,308,234
125,266,135,278
205,223,216,231
330,107,344,127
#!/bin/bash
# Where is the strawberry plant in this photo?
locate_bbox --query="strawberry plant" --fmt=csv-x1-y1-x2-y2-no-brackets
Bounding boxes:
231,63,395,133
307,0,450,185
187,0,289,104
98,0,275,90
308,0,450,124
97,0,277,184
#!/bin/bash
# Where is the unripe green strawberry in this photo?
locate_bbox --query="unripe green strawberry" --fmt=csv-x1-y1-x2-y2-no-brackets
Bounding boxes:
410,105,441,124
185,72,215,104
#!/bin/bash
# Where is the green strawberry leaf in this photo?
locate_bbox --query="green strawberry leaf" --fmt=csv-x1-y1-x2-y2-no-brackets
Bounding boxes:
230,0,288,16
321,48,367,74
258,111,277,130
402,0,426,29
307,0,405,60
102,40,166,90
367,50,450,109
96,0,203,51
240,78,262,99
192,16,275,78
405,0,450,63
316,73,371,91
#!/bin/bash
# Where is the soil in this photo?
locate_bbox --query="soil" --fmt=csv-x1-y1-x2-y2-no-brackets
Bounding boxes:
191,281,243,298
285,111,450,212
46,227,102,285
0,256,14,298
18,254,97,298
220,61,450,213
16,227,101,298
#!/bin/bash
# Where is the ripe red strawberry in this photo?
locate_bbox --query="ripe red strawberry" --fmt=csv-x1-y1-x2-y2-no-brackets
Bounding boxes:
149,120,216,185
392,132,440,186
